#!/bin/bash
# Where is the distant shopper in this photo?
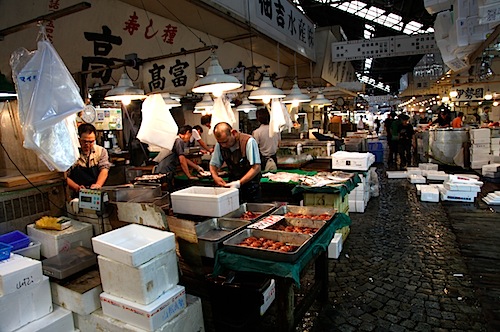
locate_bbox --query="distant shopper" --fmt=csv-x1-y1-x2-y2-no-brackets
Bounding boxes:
384,112,397,164
374,117,381,134
452,112,464,128
432,110,451,127
253,108,280,171
398,114,415,169
357,115,365,130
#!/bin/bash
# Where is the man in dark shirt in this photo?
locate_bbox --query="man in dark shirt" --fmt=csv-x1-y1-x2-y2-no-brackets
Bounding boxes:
384,112,397,164
398,114,415,168
432,110,452,127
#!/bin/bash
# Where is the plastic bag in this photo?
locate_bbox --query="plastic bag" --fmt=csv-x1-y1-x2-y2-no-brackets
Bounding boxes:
209,94,236,133
269,99,293,137
10,40,85,132
137,94,178,150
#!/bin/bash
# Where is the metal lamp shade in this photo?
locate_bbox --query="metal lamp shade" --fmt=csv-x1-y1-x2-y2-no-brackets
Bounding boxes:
161,92,181,107
248,76,285,104
194,93,214,110
104,73,147,103
236,97,257,113
192,54,242,97
282,83,311,104
310,93,332,107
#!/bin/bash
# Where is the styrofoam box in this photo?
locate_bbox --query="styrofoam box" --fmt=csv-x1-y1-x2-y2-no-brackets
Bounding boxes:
419,163,439,171
0,253,43,296
471,137,491,144
439,187,478,202
92,224,175,267
491,138,500,145
470,128,491,138
0,276,52,332
328,233,343,259
331,151,375,171
421,187,440,202
12,241,41,260
74,294,204,332
98,249,179,305
386,171,407,179
409,174,426,184
444,182,481,192
14,305,74,332
100,285,186,331
406,167,422,176
51,279,102,316
426,171,449,181
170,186,239,217
27,220,93,258
348,200,365,213
260,279,276,316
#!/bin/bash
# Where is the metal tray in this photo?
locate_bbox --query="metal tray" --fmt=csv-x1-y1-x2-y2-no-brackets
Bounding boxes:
196,218,250,258
222,203,277,221
102,183,162,202
223,228,312,262
265,217,326,235
273,205,336,221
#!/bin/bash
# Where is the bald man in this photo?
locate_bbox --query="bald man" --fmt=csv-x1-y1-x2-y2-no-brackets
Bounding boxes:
209,122,262,203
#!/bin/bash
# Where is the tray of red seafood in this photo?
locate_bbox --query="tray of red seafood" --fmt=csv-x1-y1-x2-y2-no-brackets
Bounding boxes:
272,205,336,221
222,228,312,262
222,203,278,221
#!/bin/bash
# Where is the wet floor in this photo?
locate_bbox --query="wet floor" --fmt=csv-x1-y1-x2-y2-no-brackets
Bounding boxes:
297,165,499,332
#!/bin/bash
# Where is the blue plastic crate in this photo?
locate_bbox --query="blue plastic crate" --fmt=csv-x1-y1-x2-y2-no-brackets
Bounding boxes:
373,150,384,163
0,231,30,251
0,242,13,261
368,141,384,152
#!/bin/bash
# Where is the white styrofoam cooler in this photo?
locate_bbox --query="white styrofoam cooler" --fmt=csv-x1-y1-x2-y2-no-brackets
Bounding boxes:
0,253,43,296
331,151,375,171
50,280,102,316
27,220,93,258
100,284,186,331
421,187,440,202
0,276,52,332
74,294,204,332
14,305,74,332
439,187,478,202
170,186,239,217
92,224,175,267
328,233,343,259
98,249,179,305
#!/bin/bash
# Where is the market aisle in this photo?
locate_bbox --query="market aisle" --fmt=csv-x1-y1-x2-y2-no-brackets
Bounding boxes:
300,167,488,331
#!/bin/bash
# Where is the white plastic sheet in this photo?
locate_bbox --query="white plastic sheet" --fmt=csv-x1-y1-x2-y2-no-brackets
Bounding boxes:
269,99,292,137
10,37,81,171
209,94,236,133
137,94,178,150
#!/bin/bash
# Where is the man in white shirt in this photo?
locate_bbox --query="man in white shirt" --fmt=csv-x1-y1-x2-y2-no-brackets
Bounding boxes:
252,108,280,171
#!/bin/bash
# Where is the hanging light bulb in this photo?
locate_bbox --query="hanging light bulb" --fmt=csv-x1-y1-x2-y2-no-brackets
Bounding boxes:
449,87,458,98
192,53,242,97
160,92,181,108
282,79,311,107
493,101,499,107
194,93,214,113
236,97,257,113
484,89,493,100
105,72,147,104
310,92,332,108
248,74,285,104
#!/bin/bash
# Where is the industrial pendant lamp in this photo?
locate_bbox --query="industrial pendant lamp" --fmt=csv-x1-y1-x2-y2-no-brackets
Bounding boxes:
449,87,458,98
161,92,181,108
192,53,242,97
248,75,285,104
484,89,493,100
236,97,257,113
310,92,332,107
283,80,311,107
105,72,147,105
193,93,214,113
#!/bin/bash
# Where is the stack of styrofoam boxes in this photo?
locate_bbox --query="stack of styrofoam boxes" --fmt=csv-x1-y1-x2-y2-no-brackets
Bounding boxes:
0,254,76,331
416,184,442,202
418,162,448,181
440,175,483,202
482,163,500,180
348,171,371,213
483,191,500,205
491,137,500,163
27,219,94,259
407,167,426,184
470,128,491,169
80,223,204,332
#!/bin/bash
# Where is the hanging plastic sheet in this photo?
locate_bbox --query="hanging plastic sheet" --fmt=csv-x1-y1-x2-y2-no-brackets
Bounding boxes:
209,94,236,133
10,38,84,132
269,98,292,137
137,93,178,150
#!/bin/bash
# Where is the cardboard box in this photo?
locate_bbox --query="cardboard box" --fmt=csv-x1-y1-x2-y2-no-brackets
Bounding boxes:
170,186,239,217
100,285,186,331
98,250,179,305
0,276,52,331
27,220,93,258
92,224,175,267
14,305,74,332
0,253,43,296
328,233,343,259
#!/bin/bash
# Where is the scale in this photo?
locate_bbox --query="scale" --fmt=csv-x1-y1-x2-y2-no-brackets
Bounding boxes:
78,189,108,211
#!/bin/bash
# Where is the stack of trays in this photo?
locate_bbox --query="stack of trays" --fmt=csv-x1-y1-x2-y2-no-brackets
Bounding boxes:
223,205,336,262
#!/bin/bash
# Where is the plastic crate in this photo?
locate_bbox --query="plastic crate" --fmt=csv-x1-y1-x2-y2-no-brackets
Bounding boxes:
12,241,41,260
0,231,30,251
368,141,384,152
373,150,384,163
0,242,12,261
